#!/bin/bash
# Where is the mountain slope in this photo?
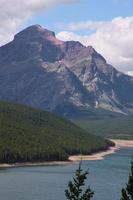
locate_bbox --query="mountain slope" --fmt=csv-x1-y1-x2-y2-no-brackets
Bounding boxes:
69,107,133,139
0,101,111,164
69,53,133,114
0,25,133,115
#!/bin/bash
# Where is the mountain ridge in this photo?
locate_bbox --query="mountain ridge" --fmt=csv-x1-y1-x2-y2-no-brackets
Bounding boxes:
0,24,133,116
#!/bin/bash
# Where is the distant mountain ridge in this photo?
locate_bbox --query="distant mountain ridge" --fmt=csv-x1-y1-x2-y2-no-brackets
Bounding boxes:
0,24,133,116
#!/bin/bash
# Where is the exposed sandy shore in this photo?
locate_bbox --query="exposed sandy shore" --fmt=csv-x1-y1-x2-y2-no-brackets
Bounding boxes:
69,139,133,161
69,146,118,161
1,139,133,168
111,139,133,148
0,161,71,169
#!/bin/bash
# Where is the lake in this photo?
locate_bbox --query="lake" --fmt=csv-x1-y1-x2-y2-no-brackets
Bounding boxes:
0,147,133,200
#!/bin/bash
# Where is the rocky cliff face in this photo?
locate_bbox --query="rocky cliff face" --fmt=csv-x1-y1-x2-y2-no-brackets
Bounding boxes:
0,24,133,115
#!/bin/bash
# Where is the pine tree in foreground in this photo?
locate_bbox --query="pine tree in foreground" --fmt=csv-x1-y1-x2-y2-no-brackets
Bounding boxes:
121,160,133,200
65,162,94,200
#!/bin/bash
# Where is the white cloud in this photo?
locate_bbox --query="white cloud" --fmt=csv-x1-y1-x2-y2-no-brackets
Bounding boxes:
127,71,133,76
57,16,133,73
0,0,79,46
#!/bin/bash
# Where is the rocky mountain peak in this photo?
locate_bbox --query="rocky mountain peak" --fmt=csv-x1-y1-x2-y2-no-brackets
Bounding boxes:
14,25,64,47
0,25,65,63
14,25,56,41
0,25,133,115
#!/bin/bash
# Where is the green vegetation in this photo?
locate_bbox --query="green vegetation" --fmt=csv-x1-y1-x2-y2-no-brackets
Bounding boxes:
0,101,111,164
71,108,133,139
121,160,133,200
65,162,94,200
65,160,133,200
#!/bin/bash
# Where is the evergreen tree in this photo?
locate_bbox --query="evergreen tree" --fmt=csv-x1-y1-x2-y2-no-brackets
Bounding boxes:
65,162,94,200
121,160,133,200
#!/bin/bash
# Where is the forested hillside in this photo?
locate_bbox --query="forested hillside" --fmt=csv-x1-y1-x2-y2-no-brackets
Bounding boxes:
0,101,112,164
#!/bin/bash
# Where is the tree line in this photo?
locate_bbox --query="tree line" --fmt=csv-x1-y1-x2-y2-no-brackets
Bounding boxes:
65,160,133,200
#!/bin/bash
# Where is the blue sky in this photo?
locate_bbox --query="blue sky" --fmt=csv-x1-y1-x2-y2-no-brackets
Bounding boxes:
28,0,133,34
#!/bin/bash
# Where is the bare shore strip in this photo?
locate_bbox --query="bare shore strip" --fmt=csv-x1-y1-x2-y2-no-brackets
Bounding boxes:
0,139,133,169
0,161,71,169
69,139,133,161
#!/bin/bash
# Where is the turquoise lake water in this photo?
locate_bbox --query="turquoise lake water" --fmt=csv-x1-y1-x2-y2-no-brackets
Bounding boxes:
0,147,133,200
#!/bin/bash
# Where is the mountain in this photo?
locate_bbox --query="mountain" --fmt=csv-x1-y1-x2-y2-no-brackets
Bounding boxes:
0,24,133,115
0,101,111,164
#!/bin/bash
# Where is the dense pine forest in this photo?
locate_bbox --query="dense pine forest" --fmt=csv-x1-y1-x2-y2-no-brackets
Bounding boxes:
0,101,112,164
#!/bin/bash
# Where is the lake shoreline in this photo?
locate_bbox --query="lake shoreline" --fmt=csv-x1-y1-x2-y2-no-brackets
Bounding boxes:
69,139,133,161
0,161,72,169
69,146,118,161
0,139,133,169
